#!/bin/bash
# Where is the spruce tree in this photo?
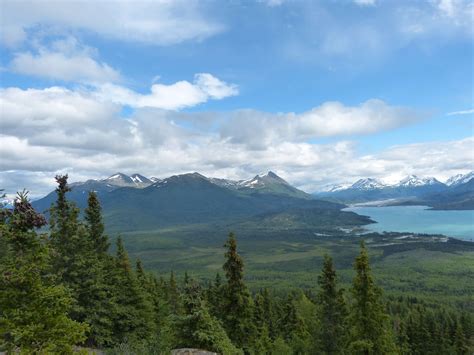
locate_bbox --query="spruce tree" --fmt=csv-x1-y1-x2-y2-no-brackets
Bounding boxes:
0,192,87,352
280,293,311,353
49,175,81,277
222,232,257,351
253,292,273,353
347,241,397,355
49,175,116,347
175,281,241,354
316,254,347,354
206,272,224,318
84,191,109,254
166,271,182,315
111,237,155,344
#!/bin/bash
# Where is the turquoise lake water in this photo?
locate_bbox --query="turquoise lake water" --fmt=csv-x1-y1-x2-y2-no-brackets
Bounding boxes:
345,205,474,241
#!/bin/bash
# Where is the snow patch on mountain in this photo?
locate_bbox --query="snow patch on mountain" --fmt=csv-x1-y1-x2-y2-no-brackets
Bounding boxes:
396,175,441,187
351,178,387,190
445,171,474,186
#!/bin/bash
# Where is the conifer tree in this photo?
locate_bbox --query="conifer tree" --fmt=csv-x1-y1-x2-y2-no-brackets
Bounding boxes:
280,293,311,353
50,175,116,347
49,175,81,276
166,271,182,315
175,281,241,354
222,232,257,351
316,254,347,354
0,192,87,352
84,191,109,254
347,241,397,355
111,237,155,344
206,272,224,318
453,319,469,355
253,292,273,353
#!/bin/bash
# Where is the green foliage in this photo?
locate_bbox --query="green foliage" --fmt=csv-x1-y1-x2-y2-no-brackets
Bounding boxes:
347,241,397,354
175,281,242,354
110,237,155,344
0,192,87,352
222,232,257,350
85,191,109,254
2,177,473,354
315,254,347,354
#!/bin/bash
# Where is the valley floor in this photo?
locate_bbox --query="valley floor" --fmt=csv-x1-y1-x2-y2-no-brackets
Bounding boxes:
116,226,474,308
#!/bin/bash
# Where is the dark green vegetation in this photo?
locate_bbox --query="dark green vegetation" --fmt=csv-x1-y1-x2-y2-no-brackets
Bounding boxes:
2,177,473,353
32,172,370,232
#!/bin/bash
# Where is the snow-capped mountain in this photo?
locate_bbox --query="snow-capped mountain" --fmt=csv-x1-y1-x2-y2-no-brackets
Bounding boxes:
315,172,473,209
322,183,353,193
101,173,152,188
130,173,152,185
396,175,442,188
350,178,387,190
32,170,319,228
322,175,444,193
209,177,242,189
239,171,289,189
445,171,474,186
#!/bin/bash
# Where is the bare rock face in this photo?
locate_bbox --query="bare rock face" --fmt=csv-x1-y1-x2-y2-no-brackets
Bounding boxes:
171,349,218,355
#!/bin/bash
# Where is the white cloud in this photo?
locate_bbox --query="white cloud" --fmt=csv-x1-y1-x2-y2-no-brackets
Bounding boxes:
95,73,238,110
1,0,222,47
11,37,121,83
354,0,376,6
220,99,422,148
447,108,474,115
2,85,469,197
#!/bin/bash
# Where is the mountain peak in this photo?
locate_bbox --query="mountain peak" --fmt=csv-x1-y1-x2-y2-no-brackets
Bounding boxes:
351,178,386,190
105,172,133,183
242,171,289,188
446,171,474,186
130,173,152,184
398,175,441,187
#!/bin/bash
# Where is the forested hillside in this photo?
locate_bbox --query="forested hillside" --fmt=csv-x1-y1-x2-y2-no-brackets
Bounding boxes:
1,176,472,354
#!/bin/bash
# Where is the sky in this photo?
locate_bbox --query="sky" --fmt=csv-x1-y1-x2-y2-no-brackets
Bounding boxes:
0,0,473,197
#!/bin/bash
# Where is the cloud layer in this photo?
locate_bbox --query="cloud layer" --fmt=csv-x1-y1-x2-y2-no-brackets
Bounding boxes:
11,37,121,83
1,0,222,47
2,85,471,197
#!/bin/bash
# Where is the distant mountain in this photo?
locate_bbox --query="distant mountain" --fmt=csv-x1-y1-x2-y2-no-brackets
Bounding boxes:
104,172,152,188
236,171,311,199
32,170,352,232
395,175,442,188
425,177,474,210
316,172,474,210
446,171,474,187
33,172,153,213
351,178,387,190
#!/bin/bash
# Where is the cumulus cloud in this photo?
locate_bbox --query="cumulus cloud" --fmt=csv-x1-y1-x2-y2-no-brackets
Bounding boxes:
220,100,422,148
1,0,222,47
2,85,471,197
11,37,121,83
94,74,238,110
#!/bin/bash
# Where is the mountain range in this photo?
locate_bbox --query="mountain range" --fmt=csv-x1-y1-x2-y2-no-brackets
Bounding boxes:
32,171,371,232
316,171,474,210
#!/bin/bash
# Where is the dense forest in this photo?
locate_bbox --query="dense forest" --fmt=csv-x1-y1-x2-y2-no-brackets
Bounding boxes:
0,176,472,354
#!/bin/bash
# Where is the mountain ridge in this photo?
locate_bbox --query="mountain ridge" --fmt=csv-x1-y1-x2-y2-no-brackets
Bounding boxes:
316,171,474,210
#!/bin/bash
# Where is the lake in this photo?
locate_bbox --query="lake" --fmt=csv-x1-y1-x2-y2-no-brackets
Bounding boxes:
345,205,474,241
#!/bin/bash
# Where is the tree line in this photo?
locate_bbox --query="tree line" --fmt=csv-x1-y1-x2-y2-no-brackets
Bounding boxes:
0,176,472,354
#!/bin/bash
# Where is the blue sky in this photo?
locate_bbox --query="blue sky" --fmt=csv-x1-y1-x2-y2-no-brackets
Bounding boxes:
0,0,473,196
